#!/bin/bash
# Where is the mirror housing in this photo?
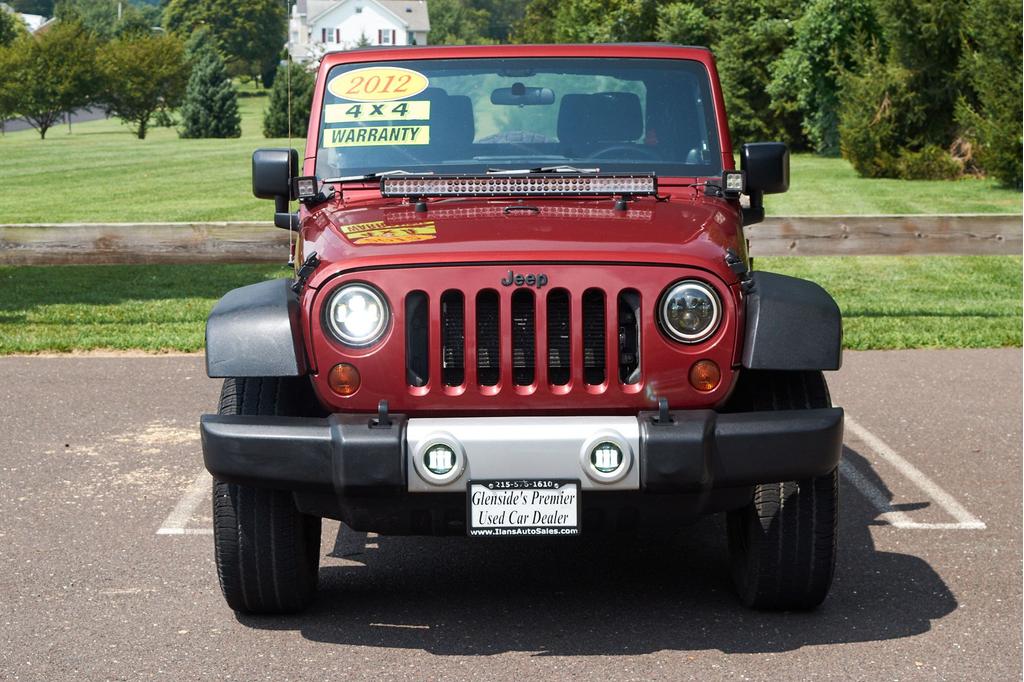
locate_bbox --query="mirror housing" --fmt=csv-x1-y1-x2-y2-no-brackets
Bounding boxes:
252,148,299,231
253,148,298,200
740,142,789,226
741,142,789,195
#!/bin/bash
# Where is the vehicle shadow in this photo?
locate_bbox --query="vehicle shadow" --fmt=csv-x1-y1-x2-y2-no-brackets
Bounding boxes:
237,445,956,655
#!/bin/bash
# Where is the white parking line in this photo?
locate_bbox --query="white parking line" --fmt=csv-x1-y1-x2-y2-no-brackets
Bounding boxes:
842,415,986,530
156,469,213,535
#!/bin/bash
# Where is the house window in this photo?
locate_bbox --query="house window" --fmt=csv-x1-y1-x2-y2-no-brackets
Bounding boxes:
379,29,394,45
326,28,335,43
355,5,362,12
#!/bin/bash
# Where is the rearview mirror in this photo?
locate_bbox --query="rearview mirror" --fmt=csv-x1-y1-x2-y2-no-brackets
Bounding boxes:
491,83,555,106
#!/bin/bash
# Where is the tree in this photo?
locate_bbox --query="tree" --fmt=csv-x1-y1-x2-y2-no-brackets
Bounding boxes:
2,21,99,139
1,7,26,47
656,3,712,47
767,0,877,156
9,0,54,15
711,0,805,148
514,0,658,44
511,0,558,43
262,61,315,138
163,0,286,87
97,33,188,139
55,0,157,40
428,0,495,46
956,0,1022,188
178,31,240,138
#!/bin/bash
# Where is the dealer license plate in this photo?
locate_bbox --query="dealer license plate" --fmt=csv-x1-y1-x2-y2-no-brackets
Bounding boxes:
467,479,580,537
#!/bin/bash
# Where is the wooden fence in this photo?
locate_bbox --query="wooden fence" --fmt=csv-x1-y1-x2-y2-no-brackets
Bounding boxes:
0,214,1020,265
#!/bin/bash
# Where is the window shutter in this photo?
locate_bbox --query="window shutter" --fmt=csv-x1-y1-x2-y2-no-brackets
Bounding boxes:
391,30,396,45
321,28,326,42
335,28,340,42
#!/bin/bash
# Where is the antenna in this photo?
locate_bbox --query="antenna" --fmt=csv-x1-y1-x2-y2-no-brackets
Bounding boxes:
286,0,295,267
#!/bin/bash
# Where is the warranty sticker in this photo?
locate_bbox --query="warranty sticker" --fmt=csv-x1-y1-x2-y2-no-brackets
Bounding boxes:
339,220,436,245
324,125,429,147
327,66,429,102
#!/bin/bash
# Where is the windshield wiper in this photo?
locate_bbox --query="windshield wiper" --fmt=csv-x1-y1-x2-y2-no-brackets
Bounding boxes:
322,170,431,183
486,165,601,175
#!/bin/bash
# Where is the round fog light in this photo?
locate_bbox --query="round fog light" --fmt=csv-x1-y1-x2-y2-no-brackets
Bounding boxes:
590,441,624,474
424,443,457,476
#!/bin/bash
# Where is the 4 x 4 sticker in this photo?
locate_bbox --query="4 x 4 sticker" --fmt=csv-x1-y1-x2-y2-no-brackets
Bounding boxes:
339,220,436,244
327,66,429,102
324,125,430,147
325,100,431,123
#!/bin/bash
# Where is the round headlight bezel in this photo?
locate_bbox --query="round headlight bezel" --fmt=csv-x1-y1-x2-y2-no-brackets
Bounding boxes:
323,283,391,348
658,279,722,344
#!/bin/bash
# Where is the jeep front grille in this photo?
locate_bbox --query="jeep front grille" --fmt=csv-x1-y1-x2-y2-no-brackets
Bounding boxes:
406,286,643,392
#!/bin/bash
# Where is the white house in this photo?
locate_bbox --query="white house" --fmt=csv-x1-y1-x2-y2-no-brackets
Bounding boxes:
288,0,430,63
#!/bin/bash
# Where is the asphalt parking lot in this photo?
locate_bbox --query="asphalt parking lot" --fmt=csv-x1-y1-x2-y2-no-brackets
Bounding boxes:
1,349,1020,680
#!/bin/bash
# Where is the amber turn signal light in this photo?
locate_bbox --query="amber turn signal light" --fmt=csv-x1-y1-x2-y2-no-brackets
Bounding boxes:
328,363,361,396
689,360,721,392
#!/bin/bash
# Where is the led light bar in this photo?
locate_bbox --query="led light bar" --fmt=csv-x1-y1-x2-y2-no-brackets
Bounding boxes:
380,174,657,198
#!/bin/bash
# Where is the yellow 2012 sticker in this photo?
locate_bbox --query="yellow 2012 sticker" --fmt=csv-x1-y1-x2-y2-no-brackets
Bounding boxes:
324,100,431,123
339,220,436,245
324,125,430,147
327,66,429,102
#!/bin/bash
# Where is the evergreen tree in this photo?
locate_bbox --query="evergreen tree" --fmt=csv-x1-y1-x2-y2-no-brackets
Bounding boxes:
262,61,315,138
179,32,241,138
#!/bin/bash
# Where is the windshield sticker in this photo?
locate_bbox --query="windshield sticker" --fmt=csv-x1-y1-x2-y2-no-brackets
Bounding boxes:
327,66,429,102
339,220,436,245
324,125,429,147
324,100,430,124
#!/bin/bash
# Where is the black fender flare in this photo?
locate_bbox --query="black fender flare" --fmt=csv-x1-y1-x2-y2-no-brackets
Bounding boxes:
741,271,843,371
205,279,309,378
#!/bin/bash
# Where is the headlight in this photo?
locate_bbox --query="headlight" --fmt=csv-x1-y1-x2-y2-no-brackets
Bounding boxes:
324,283,390,347
659,280,721,343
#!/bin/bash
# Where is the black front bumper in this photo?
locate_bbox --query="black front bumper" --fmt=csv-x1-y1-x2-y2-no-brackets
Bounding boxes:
200,408,844,497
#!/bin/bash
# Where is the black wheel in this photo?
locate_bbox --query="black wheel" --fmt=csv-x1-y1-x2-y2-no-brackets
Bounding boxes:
212,377,322,614
725,370,839,611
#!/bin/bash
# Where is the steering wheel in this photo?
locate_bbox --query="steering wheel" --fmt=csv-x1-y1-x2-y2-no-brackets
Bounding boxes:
589,144,662,161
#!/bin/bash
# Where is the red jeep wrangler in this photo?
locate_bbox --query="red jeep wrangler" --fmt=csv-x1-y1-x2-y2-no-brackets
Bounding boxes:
200,44,843,614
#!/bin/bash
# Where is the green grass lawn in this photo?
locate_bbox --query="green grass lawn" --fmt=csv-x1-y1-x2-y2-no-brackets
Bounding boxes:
1,257,1019,353
0,91,1019,222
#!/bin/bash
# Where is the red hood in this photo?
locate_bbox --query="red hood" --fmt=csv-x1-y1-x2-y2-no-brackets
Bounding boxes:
301,192,743,290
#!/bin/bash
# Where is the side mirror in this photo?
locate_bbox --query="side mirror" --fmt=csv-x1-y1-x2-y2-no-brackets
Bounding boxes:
741,142,789,195
252,148,299,230
740,142,789,226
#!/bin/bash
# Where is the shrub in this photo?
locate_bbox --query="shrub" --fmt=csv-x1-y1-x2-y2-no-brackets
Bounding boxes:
897,145,962,181
178,34,241,138
956,0,1022,188
838,45,922,178
262,61,315,138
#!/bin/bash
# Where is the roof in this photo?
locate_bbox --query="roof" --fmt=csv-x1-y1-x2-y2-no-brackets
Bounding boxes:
304,0,429,31
378,0,429,31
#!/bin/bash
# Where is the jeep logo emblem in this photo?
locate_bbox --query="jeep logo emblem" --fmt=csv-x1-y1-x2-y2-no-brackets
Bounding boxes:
501,269,548,289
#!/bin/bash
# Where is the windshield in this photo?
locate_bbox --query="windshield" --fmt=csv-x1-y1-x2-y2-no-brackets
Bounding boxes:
315,57,722,180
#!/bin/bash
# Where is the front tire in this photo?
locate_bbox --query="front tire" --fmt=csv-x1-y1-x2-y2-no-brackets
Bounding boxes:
725,370,839,610
212,377,322,614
